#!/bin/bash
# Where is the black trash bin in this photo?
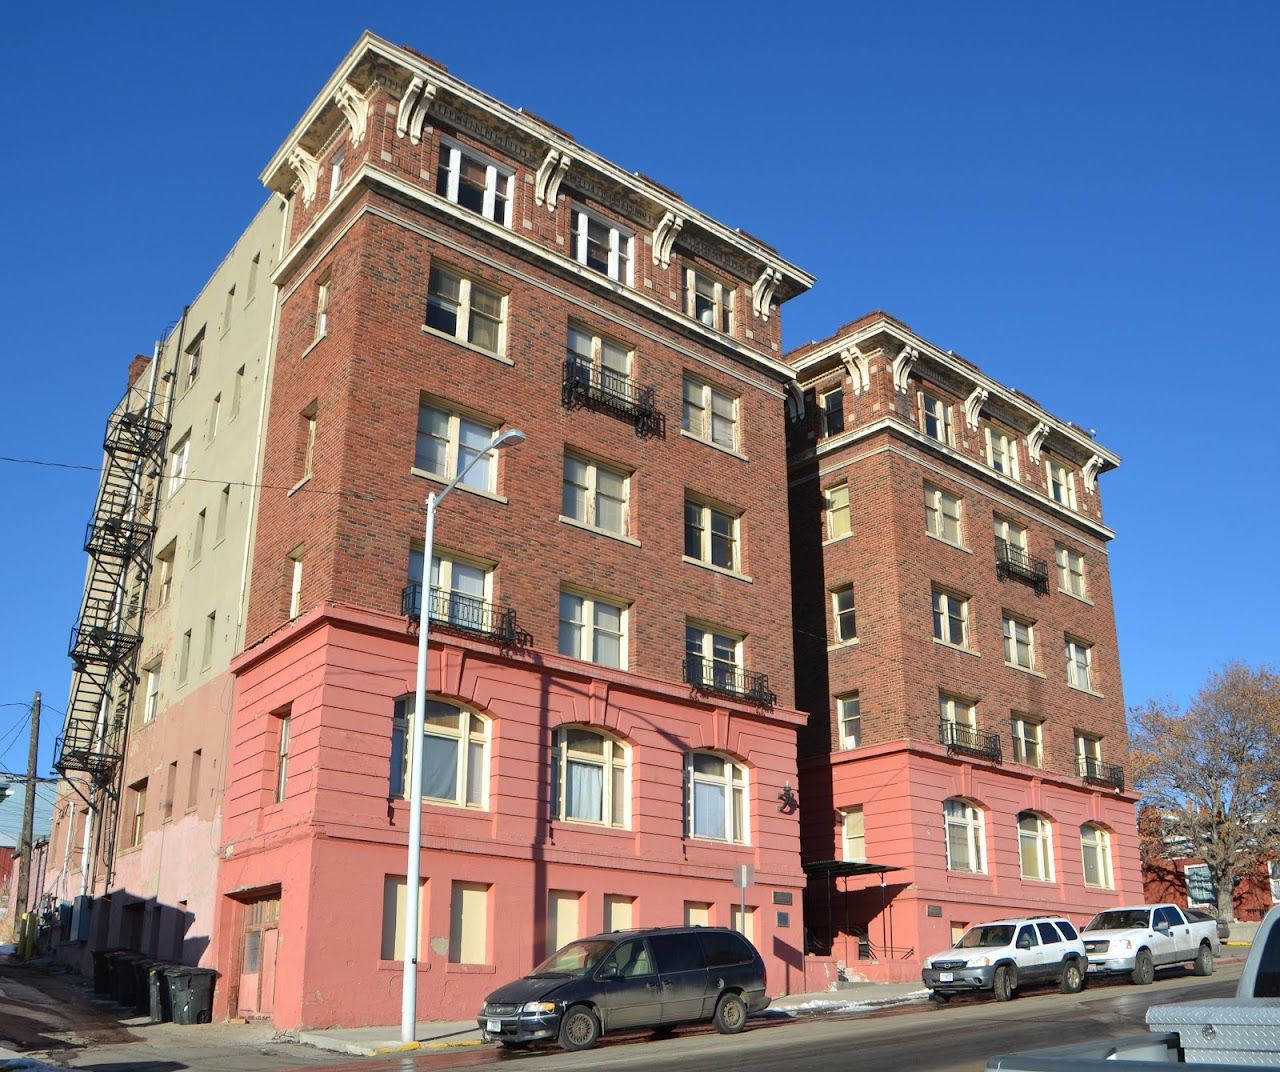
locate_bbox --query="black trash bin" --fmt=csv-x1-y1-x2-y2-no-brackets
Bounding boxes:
165,966,217,1025
133,960,164,1016
110,952,143,1007
148,962,173,1022
92,949,121,995
102,950,129,1000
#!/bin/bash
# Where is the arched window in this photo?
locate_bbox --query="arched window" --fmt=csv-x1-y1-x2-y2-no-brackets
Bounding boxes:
943,798,986,873
390,697,489,808
551,726,628,827
1017,812,1054,881
685,752,749,843
1080,823,1114,889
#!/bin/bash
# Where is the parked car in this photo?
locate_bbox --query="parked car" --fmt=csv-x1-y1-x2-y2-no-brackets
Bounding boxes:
1185,907,1231,941
922,916,1087,1002
477,926,769,1051
1082,903,1220,984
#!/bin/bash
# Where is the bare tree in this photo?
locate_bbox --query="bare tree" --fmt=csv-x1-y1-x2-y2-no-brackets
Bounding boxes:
1130,662,1280,921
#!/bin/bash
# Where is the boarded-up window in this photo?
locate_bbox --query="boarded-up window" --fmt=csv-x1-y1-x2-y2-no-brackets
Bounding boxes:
683,901,712,927
604,894,634,932
449,881,489,964
547,890,580,956
380,877,425,961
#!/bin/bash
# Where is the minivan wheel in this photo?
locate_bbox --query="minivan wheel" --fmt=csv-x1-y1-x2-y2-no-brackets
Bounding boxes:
713,992,748,1034
993,965,1015,1002
558,1006,600,1051
1060,959,1084,994
1130,949,1155,986
1193,942,1214,977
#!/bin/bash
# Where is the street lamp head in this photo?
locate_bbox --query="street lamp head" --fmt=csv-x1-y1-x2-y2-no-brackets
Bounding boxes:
490,427,526,450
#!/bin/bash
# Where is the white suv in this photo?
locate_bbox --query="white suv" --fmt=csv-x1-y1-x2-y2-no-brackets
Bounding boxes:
922,916,1087,1002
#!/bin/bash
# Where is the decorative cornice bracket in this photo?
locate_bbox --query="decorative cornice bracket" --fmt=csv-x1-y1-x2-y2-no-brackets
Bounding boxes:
535,149,572,210
963,386,989,431
395,76,423,139
652,211,684,267
840,344,871,395
892,345,918,394
784,379,805,423
752,267,782,321
286,146,320,205
1082,453,1104,493
407,81,437,145
1027,421,1050,463
333,81,369,145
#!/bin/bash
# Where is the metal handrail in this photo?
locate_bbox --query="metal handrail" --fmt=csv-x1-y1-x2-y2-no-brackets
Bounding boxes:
995,538,1049,595
561,356,665,438
683,655,776,707
1077,755,1125,790
401,584,531,648
939,721,1002,762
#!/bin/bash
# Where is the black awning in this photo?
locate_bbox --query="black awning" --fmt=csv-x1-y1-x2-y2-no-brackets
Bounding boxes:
802,859,904,880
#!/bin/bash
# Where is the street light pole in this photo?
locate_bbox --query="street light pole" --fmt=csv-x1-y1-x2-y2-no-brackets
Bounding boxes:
401,427,524,1043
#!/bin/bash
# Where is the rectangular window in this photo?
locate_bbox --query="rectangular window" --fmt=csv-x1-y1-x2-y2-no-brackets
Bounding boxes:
681,375,738,450
837,692,861,748
178,629,192,684
1184,863,1217,906
155,540,176,606
687,752,747,843
924,484,962,545
223,284,236,331
436,137,512,225
289,548,304,620
546,890,581,957
1075,731,1102,777
448,881,489,964
684,901,712,927
684,497,739,570
1011,714,1042,767
985,426,1020,478
1066,637,1093,690
820,387,845,438
1046,457,1077,509
563,454,629,536
684,267,733,332
184,332,203,391
216,485,230,543
940,691,977,730
231,365,245,419
142,661,161,724
188,749,202,812
301,408,317,482
842,806,866,862
730,904,755,942
208,393,221,441
921,391,952,444
202,610,216,669
570,204,633,284
126,779,147,848
247,253,259,301
559,590,626,669
831,584,856,643
162,761,177,821
407,549,492,630
993,516,1028,553
566,323,631,398
932,587,970,648
425,265,505,354
826,482,851,540
944,798,985,873
604,895,634,932
380,876,425,961
168,434,190,496
315,272,330,339
389,697,488,808
274,711,291,804
414,401,502,492
1056,544,1086,598
1002,614,1035,670
685,623,743,691
328,145,344,198
192,509,206,564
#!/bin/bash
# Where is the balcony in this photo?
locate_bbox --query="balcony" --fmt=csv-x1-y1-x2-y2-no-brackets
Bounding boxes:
401,584,532,649
939,721,1003,763
683,655,776,708
995,539,1049,596
561,356,665,439
1077,755,1125,791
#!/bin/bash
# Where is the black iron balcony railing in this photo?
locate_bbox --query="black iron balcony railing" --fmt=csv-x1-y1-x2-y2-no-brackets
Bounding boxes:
1077,755,1125,791
940,721,1003,762
683,655,776,707
995,538,1050,595
401,583,532,649
562,356,666,439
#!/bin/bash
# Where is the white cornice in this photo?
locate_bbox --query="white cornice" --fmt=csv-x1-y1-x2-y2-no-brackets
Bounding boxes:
261,31,814,298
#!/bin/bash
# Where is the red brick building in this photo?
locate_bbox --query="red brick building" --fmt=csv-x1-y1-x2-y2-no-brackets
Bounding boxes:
785,313,1140,980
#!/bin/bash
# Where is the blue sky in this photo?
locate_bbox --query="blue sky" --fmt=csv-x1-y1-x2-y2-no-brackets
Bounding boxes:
1,2,1276,794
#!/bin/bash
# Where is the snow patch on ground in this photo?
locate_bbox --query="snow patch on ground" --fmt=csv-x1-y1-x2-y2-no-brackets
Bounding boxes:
768,990,931,1016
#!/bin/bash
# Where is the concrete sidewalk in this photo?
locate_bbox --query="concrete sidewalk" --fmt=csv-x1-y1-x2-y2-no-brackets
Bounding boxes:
296,981,930,1057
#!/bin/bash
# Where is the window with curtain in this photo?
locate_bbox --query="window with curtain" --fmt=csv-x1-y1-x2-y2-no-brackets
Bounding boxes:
551,726,628,827
685,751,748,843
1017,811,1053,880
390,697,488,808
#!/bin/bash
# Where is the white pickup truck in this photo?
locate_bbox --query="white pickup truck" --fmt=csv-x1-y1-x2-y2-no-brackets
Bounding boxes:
1082,903,1221,984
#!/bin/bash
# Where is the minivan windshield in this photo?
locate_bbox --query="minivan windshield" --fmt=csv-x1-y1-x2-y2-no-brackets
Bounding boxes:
956,925,1014,949
527,939,615,978
1087,910,1150,931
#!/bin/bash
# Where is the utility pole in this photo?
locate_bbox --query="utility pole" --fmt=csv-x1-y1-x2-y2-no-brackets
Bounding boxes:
15,690,40,917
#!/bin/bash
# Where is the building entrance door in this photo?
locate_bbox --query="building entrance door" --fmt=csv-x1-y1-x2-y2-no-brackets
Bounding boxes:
236,895,280,1018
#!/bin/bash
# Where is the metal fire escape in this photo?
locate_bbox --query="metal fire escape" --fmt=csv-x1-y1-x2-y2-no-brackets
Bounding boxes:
54,383,169,812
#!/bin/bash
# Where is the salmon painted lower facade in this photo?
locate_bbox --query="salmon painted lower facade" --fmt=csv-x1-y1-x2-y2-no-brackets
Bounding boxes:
214,605,807,1027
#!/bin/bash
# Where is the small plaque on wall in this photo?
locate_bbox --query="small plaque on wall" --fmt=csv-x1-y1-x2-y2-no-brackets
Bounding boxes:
927,904,943,917
776,911,791,928
773,891,793,905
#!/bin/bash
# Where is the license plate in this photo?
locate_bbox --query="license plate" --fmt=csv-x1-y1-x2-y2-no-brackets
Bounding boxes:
486,1019,501,1033
938,972,953,982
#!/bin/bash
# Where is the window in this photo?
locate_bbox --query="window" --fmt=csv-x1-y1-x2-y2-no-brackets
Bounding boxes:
407,549,491,628
826,483,851,540
231,365,245,419
1065,637,1093,690
436,138,512,225
178,629,192,684
1184,863,1217,906
163,761,177,821
184,332,203,391
563,454,629,536
329,145,344,198
1075,731,1102,778
837,693,861,748
921,391,952,444
932,587,970,648
993,516,1028,554
684,902,712,927
842,806,866,862
288,547,304,619
939,692,977,730
1046,457,1077,509
216,485,230,543
425,265,505,354
924,484,962,545
314,272,330,339
381,876,425,961
1018,812,1054,881
686,751,748,843
819,387,845,438
155,540,176,605
546,891,581,956
125,779,148,848
1010,713,1042,767
274,711,291,804
168,434,190,496
685,623,742,691
684,267,734,332
558,590,626,668
188,749,201,812
208,393,221,441
1002,614,1035,670
831,585,857,643
390,697,489,808
1080,823,1114,888
247,253,259,301
223,284,236,331
550,726,628,827
202,610,216,668
141,661,161,724
570,204,632,283
603,895,634,932
414,402,501,492
192,509,206,564
1056,544,1086,598
566,323,631,399
682,375,737,450
300,408,317,482
449,881,490,964
986,426,1020,478
684,498,739,570
944,798,985,873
